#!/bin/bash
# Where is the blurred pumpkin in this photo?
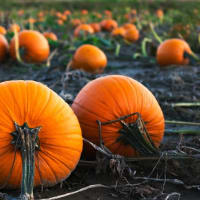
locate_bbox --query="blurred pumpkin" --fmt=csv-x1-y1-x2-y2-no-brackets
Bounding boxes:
156,9,164,19
57,19,64,25
124,27,139,42
0,26,6,35
9,24,20,33
100,19,118,32
0,34,9,61
123,23,136,30
69,44,107,73
72,75,164,159
74,24,94,37
0,80,83,188
43,32,58,41
156,38,192,67
90,23,101,33
71,19,82,27
10,30,50,63
64,10,71,16
81,9,88,15
111,27,126,37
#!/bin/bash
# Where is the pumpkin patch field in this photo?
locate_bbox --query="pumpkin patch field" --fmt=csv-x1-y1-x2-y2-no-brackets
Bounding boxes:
0,1,200,200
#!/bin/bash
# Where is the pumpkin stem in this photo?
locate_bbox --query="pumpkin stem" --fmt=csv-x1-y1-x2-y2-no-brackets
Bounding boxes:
66,60,72,72
149,22,162,44
11,122,41,200
141,37,152,57
98,112,160,156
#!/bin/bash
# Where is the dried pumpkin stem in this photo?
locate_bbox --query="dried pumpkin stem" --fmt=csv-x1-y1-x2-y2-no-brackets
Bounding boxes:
97,112,160,157
11,122,41,200
66,60,72,72
115,43,121,57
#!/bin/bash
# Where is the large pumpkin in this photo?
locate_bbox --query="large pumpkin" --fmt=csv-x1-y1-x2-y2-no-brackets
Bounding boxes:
72,75,164,158
0,80,82,188
9,30,50,63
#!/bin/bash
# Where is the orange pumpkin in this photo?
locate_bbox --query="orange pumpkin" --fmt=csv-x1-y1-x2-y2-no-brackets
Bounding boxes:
10,30,50,63
100,19,118,32
57,19,64,25
72,75,164,158
123,23,136,30
156,38,192,66
0,34,9,61
0,80,83,188
0,26,6,35
74,24,94,37
90,23,101,33
9,24,20,33
124,27,139,42
43,32,58,41
156,9,164,19
64,10,71,16
111,27,126,37
71,19,82,27
81,9,88,15
70,44,107,73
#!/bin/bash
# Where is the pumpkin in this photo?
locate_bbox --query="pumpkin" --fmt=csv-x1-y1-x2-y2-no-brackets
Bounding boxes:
69,44,107,73
0,80,83,189
156,38,192,67
156,9,164,19
124,27,139,42
123,23,136,30
71,19,82,27
0,34,9,61
74,24,94,37
57,19,64,25
100,19,118,32
8,24,20,33
0,26,7,35
81,9,88,15
43,32,58,41
9,30,50,63
90,23,101,33
64,10,71,16
72,75,164,159
111,27,126,37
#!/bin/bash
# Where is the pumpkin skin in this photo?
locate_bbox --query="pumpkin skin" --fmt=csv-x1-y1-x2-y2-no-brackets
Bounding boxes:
0,34,9,61
124,27,139,42
156,39,192,67
0,26,7,35
111,27,126,37
90,23,101,33
71,44,107,73
8,24,20,33
72,75,164,159
43,32,58,41
100,19,118,32
0,80,83,189
123,23,136,30
9,30,50,63
74,24,94,37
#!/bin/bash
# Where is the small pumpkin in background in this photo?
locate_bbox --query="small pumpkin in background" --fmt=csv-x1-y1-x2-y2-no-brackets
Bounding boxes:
124,27,139,42
100,19,118,32
74,24,94,37
123,23,136,31
90,23,101,33
0,26,7,35
0,80,83,189
10,30,50,63
57,19,64,25
111,27,126,37
8,23,20,33
72,75,164,159
0,34,9,61
81,9,88,15
43,32,58,41
156,9,164,19
68,44,107,73
156,38,193,67
71,19,82,27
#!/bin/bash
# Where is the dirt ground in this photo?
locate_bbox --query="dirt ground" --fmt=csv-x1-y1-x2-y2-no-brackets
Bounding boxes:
0,54,200,199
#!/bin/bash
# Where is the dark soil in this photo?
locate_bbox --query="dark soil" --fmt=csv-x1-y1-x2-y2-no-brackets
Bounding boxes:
0,56,200,199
